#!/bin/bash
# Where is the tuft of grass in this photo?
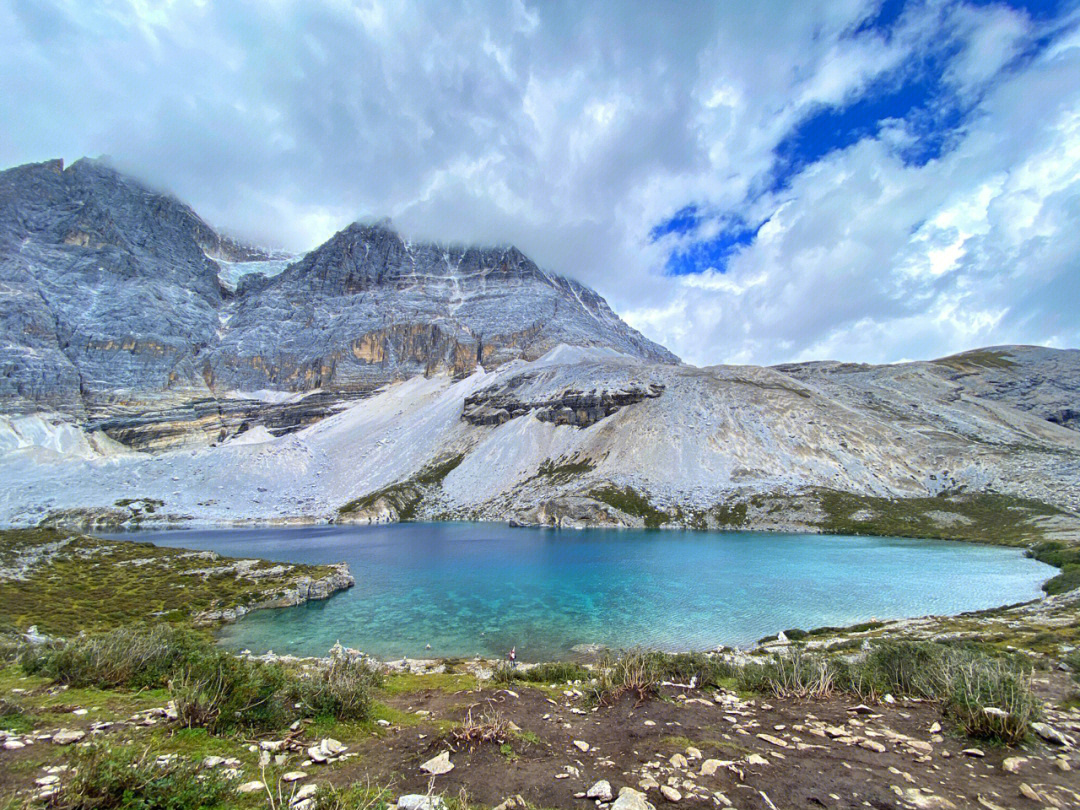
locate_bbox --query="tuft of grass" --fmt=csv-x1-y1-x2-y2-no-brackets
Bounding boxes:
449,707,511,749
0,697,32,733
588,485,670,529
536,456,596,483
59,742,236,809
594,649,660,705
309,783,394,810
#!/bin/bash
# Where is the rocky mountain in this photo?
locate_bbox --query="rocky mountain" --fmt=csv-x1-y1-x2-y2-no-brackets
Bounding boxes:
0,158,675,449
1,157,1079,535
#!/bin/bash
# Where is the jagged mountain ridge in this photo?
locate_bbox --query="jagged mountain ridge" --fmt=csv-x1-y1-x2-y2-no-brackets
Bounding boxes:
0,158,675,447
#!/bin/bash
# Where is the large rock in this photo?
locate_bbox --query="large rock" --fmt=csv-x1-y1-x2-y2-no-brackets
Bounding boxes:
612,787,655,810
419,750,454,775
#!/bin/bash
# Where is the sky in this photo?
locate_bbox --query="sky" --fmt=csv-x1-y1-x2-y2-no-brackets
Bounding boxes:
2,0,1079,367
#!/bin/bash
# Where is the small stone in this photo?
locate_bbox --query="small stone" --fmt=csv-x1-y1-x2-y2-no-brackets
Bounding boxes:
3,740,25,750
238,781,265,794
1001,756,1027,773
756,733,788,748
859,739,887,753
202,756,225,768
1018,784,1041,803
670,753,689,769
492,796,527,810
928,721,941,733
573,740,590,752
824,726,846,738
307,746,328,764
848,704,874,715
745,753,769,766
660,786,681,803
292,784,318,804
685,746,702,760
587,780,613,801
643,720,656,726
399,795,448,810
281,772,307,783
1031,722,1071,746
35,776,60,786
320,738,346,756
699,759,725,776
52,729,85,746
961,748,985,758
420,750,454,775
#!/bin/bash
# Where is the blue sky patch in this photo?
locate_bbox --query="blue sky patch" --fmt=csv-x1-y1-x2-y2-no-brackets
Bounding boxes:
663,219,767,276
649,204,701,241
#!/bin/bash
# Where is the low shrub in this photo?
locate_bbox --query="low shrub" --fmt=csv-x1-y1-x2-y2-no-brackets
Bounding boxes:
293,655,382,721
594,649,660,705
941,655,1037,744
22,624,209,689
170,652,290,733
740,646,839,699
857,641,948,697
59,743,235,809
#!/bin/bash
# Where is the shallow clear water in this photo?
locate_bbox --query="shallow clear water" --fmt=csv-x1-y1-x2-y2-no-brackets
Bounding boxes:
116,523,1053,661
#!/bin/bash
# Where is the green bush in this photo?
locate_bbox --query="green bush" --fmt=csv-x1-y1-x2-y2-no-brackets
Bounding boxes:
739,647,839,698
170,652,290,733
60,743,235,809
594,649,661,704
857,641,948,697
293,656,382,721
21,624,209,689
498,661,591,684
941,655,1037,744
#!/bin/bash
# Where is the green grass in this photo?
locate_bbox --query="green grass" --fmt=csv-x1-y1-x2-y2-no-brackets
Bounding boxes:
536,456,596,483
588,485,671,529
0,528,340,635
933,349,1016,371
338,454,465,519
817,490,1061,546
379,671,477,697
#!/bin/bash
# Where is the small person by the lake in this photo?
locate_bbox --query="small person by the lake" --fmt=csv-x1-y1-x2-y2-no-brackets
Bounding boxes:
508,646,517,668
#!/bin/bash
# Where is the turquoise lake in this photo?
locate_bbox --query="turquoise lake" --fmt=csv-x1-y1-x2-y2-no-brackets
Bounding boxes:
119,523,1054,661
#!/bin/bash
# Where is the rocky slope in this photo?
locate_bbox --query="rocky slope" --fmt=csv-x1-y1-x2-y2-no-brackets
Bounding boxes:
1,342,1078,534
0,158,675,449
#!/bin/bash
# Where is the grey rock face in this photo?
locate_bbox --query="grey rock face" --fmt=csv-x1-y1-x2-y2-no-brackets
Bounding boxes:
0,159,676,448
206,220,677,395
463,374,665,427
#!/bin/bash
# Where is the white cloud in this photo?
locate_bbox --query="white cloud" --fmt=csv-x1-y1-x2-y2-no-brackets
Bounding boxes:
1,0,1078,366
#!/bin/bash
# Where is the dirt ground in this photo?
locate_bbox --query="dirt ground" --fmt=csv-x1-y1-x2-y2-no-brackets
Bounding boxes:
337,673,1080,810
2,670,1078,810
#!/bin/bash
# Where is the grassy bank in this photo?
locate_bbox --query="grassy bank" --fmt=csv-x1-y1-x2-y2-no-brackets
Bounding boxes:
0,528,348,636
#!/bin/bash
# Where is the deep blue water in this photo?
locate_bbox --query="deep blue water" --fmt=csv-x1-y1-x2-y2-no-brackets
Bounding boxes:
115,523,1053,661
